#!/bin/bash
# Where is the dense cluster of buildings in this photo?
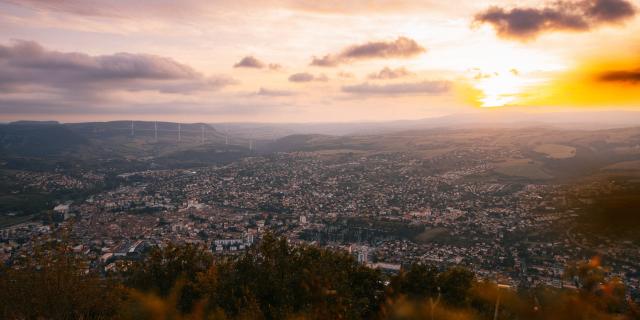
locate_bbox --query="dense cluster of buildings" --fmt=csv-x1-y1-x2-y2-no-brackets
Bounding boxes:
1,151,638,299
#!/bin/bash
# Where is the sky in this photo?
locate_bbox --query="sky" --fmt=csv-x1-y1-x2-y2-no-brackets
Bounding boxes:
0,0,639,123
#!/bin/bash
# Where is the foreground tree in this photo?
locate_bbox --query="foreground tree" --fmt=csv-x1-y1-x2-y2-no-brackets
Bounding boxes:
209,234,385,319
2,236,638,319
0,240,122,319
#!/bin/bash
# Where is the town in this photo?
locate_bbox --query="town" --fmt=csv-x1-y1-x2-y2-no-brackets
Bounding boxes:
2,148,639,301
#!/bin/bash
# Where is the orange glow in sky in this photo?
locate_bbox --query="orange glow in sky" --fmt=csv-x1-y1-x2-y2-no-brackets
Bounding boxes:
0,0,638,122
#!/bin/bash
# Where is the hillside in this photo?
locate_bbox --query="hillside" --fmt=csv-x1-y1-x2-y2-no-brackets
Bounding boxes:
0,122,89,157
0,120,243,161
264,126,640,181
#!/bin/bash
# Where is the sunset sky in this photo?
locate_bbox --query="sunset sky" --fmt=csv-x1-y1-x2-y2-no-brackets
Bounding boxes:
1,0,639,122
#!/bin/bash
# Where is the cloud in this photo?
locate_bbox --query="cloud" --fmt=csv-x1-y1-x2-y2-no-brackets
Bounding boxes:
598,69,640,83
283,0,444,14
5,0,444,19
0,98,291,117
256,87,296,96
0,39,235,103
488,55,640,108
337,71,355,79
0,40,201,81
474,0,636,40
311,37,426,67
288,72,329,82
288,73,314,82
234,56,265,68
233,56,283,71
368,67,413,80
342,80,450,95
5,0,132,18
588,0,636,21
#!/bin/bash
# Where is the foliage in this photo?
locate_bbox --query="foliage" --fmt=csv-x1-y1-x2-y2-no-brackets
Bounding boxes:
0,240,122,319
0,237,638,319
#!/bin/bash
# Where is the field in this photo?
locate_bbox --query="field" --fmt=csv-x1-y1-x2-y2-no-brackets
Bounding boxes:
0,214,36,228
603,160,640,171
414,227,449,243
533,144,576,159
493,159,553,180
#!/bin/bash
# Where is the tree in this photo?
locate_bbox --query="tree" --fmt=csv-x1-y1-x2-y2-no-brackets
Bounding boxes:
214,234,385,319
0,240,123,319
125,243,213,312
389,263,440,300
436,267,475,308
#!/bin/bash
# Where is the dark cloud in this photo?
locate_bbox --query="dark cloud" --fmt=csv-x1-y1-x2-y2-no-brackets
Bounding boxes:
268,63,283,70
257,87,296,96
234,56,265,69
0,40,201,81
0,39,235,103
474,0,636,40
598,69,640,83
368,67,413,80
311,37,426,67
588,0,636,21
288,72,328,82
342,80,450,95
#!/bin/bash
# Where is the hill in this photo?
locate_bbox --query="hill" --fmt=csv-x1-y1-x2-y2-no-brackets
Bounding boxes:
0,121,89,157
0,120,245,163
263,126,640,182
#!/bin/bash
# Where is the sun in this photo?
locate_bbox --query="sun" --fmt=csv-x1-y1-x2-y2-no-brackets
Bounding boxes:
471,69,541,107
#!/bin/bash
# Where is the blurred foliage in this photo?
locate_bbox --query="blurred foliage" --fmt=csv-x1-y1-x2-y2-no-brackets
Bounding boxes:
0,240,123,319
1,236,638,319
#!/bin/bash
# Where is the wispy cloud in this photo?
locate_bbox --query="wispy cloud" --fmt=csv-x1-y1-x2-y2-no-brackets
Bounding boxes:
288,72,328,82
337,71,355,79
256,87,296,96
311,37,426,67
342,80,450,95
368,67,413,80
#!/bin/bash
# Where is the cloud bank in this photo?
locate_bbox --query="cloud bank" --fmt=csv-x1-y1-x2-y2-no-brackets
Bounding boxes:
0,40,233,94
0,40,237,116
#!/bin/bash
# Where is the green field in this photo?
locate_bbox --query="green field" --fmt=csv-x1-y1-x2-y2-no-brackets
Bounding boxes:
533,144,576,159
494,159,553,180
413,227,449,243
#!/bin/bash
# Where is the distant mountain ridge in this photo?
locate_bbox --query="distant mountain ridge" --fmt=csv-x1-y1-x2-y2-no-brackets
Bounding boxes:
0,121,226,158
0,121,88,156
214,110,640,139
